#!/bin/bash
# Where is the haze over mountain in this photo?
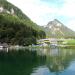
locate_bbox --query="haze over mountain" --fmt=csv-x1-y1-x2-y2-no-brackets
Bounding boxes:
44,19,75,38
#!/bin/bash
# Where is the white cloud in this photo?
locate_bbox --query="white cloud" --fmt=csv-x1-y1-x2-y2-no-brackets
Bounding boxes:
67,20,75,31
58,0,75,17
55,0,75,31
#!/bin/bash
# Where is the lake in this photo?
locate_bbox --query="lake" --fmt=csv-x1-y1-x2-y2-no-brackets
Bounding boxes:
0,47,75,75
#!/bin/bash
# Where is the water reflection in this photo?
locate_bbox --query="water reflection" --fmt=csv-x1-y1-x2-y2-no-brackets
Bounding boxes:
0,49,46,75
32,47,75,75
0,47,75,75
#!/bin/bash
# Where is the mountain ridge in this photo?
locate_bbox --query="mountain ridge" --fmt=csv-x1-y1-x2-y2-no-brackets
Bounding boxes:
44,19,75,38
0,0,30,20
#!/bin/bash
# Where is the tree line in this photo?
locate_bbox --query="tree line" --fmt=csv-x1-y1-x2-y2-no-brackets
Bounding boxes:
0,14,46,45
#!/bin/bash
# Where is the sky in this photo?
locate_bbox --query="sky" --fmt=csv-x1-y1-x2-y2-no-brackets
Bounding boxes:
7,0,75,31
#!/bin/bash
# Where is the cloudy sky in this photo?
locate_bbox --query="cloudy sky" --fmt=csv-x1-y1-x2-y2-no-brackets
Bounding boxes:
7,0,75,31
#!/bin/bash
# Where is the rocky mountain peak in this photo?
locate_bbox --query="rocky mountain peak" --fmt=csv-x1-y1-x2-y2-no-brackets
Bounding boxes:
44,19,75,38
47,19,62,28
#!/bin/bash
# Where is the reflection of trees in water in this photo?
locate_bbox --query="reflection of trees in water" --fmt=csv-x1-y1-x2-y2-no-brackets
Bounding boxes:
45,47,75,73
0,49,46,75
0,48,75,75
30,47,75,74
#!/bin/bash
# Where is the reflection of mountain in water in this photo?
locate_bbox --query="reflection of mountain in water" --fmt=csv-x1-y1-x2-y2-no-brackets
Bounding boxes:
36,48,75,73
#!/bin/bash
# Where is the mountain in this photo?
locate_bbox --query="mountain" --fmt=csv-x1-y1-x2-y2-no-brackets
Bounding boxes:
0,0,46,45
44,19,75,38
0,0,30,20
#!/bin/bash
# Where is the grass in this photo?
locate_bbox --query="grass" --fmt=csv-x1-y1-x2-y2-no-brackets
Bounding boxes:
66,39,75,45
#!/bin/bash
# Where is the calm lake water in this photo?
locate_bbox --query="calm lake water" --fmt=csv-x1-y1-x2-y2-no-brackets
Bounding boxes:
0,47,75,75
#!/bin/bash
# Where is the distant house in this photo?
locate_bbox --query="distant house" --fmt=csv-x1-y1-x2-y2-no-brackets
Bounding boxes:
2,43,8,48
0,43,8,49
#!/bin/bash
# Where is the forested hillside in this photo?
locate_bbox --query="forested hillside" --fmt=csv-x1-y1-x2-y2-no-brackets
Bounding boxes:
0,0,29,20
0,0,46,45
